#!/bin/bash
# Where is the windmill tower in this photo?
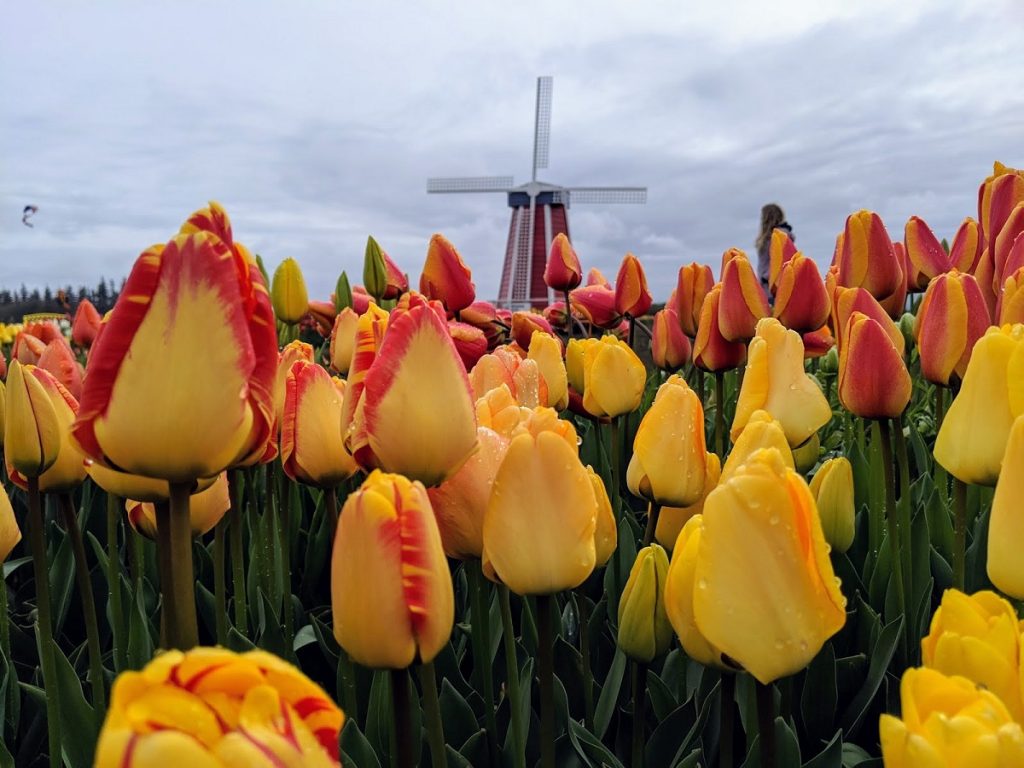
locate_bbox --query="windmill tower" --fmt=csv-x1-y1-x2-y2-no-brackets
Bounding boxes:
427,77,647,309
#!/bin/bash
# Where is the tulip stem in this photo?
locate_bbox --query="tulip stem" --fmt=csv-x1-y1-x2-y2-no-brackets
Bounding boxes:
27,478,62,768
714,372,726,457
536,594,556,768
166,482,199,649
953,478,968,590
467,561,499,764
390,668,415,768
577,593,595,733
229,470,247,633
878,419,909,663
325,486,339,543
563,290,573,339
610,418,623,509
892,415,914,638
631,661,646,768
58,493,106,715
106,491,127,672
755,680,775,768
642,502,661,547
213,518,228,644
278,467,294,644
418,662,446,768
499,585,526,768
934,385,945,432
720,673,735,768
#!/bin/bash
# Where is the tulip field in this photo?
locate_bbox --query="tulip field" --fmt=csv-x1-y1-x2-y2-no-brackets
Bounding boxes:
2,161,1024,767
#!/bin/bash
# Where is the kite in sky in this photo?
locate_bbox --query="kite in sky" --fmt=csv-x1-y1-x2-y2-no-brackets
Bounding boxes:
22,205,38,227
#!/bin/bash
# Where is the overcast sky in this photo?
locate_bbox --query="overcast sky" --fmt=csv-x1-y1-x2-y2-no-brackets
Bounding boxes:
2,1,1022,303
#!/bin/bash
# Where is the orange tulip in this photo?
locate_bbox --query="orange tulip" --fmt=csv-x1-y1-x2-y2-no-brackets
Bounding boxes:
420,233,476,314
836,210,904,301
332,471,454,668
768,228,799,293
773,253,830,332
693,284,747,372
802,326,835,359
570,283,620,329
904,216,952,291
12,331,46,365
950,217,984,274
71,298,102,347
346,300,477,485
281,361,357,488
999,267,1024,325
915,271,990,386
21,320,63,345
543,232,583,292
838,311,912,419
586,267,611,287
718,250,769,341
470,346,548,408
673,262,715,337
460,300,505,348
651,308,691,372
615,253,652,317
510,311,554,350
126,473,231,539
37,337,83,400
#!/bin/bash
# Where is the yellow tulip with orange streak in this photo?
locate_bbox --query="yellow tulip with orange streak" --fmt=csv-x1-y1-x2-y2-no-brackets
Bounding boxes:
914,271,990,386
94,647,344,767
126,473,231,540
527,331,568,410
420,233,476,314
328,307,359,375
673,262,715,337
717,250,769,342
993,204,1024,291
274,340,315,423
614,252,652,318
838,312,912,420
768,227,798,293
830,286,904,354
280,361,357,488
651,308,691,372
331,471,454,668
693,284,747,372
836,210,904,302
949,217,984,273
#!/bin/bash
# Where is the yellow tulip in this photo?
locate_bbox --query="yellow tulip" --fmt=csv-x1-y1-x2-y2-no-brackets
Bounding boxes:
328,307,359,375
989,415,1024,598
125,473,231,540
0,485,22,563
935,324,1024,485
618,545,673,663
791,432,820,474
527,331,568,410
627,375,708,507
693,447,846,683
809,457,855,553
731,318,832,447
581,335,646,418
656,453,721,550
0,378,6,447
87,464,217,503
720,410,794,483
880,667,1024,767
4,360,59,478
475,384,531,438
920,589,1024,722
482,430,597,595
280,361,357,488
331,471,454,668
271,257,310,323
663,515,729,669
94,647,344,767
588,466,618,567
565,337,594,394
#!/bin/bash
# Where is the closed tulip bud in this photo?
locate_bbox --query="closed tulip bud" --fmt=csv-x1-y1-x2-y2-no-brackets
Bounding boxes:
915,271,990,386
580,335,646,418
664,515,729,669
348,301,477,485
802,326,835,359
615,253,652,317
274,340,315,425
837,210,903,301
73,230,278,480
718,251,769,341
651,309,691,372
832,286,904,354
586,267,611,287
768,228,798,293
627,375,708,506
4,361,60,479
694,448,846,682
71,298,102,347
544,233,583,292
904,215,952,291
0,485,20,563
483,430,597,594
587,466,618,567
979,162,1024,246
449,321,489,370
792,432,820,474
773,253,830,332
674,262,715,337
988,416,1024,597
999,268,1024,325
838,312,912,419
328,307,359,375
934,325,1024,486
271,257,310,324
897,312,917,353
656,453,720,550
126,473,231,540
618,545,673,663
331,471,453,668
94,647,344,766
732,318,832,447
693,284,747,372
362,235,388,300
13,332,46,365
818,345,839,373
334,270,354,313
721,410,794,483
570,284,620,329
281,362,357,487
809,457,854,553
37,337,83,400
527,331,568,410
420,233,476,313
950,217,984,274
511,311,553,350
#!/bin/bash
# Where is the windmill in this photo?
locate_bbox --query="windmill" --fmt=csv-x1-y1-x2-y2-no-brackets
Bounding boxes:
427,76,647,309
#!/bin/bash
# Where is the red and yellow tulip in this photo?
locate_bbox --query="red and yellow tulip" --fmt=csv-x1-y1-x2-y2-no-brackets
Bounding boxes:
543,232,582,292
281,361,357,488
693,284,747,372
717,250,769,342
673,262,715,337
914,270,990,386
773,253,830,333
420,233,476,314
838,311,912,420
614,252,652,318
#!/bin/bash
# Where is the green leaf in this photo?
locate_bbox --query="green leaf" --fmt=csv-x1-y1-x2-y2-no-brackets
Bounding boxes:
256,590,293,662
438,679,478,752
646,668,677,722
340,719,382,768
52,640,99,768
593,647,626,740
646,699,699,766
365,670,391,763
293,624,317,652
839,617,902,736
803,730,843,768
800,643,837,742
126,586,154,671
567,718,626,768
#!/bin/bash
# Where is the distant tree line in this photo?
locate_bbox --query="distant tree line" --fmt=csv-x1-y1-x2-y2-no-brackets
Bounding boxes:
0,278,123,322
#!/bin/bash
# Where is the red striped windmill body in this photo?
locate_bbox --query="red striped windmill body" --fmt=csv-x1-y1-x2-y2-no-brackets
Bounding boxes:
428,77,647,309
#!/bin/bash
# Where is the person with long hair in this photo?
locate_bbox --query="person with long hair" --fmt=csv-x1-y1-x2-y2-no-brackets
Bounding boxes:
755,203,793,292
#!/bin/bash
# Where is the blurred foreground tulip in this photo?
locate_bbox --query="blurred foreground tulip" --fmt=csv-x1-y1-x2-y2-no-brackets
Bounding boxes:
773,253,830,332
12,332,45,365
934,325,1023,486
271,257,310,324
673,262,715,337
579,335,646,418
618,545,672,663
71,298,102,347
836,210,904,301
281,361,357,488
614,253,652,318
838,312,911,420
693,448,846,683
915,270,990,386
693,284,747,372
331,471,454,668
718,251,769,341
483,430,597,595
94,647,344,767
731,318,831,447
627,375,707,507
126,473,231,540
809,457,855,553
0,485,21,563
651,308,691,372
420,233,476,314
879,667,1024,767
544,232,582,292
655,453,720,550
987,415,1024,598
